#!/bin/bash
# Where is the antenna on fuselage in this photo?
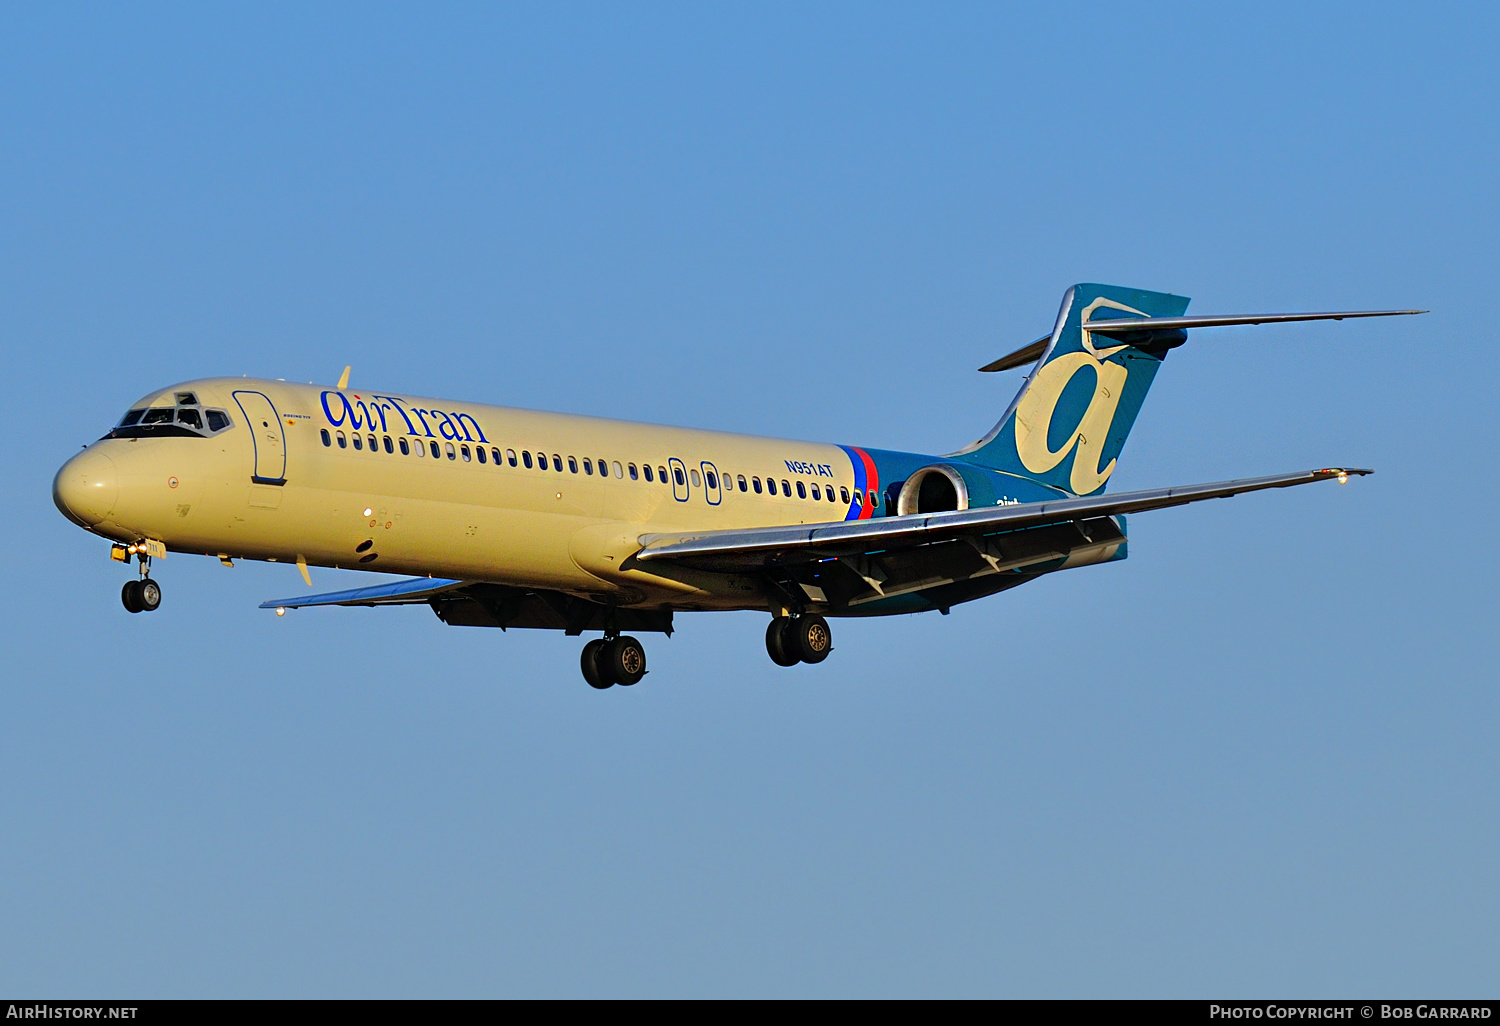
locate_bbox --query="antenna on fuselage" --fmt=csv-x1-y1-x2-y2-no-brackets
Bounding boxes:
337,366,351,390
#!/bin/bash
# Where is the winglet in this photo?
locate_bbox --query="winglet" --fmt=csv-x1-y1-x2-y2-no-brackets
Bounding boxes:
337,366,351,389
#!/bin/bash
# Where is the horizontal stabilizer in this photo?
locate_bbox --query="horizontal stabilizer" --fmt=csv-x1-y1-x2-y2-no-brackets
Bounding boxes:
260,576,466,610
981,309,1425,372
1081,309,1426,334
979,336,1050,373
637,467,1371,569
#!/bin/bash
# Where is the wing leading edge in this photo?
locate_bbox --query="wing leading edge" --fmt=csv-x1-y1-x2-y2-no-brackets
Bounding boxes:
259,576,467,609
636,467,1370,570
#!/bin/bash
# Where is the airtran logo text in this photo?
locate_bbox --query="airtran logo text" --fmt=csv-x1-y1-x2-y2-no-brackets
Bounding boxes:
321,391,488,443
1013,296,1142,495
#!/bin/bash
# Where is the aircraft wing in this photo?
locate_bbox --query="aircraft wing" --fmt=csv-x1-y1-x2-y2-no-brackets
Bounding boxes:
635,467,1369,573
259,576,467,610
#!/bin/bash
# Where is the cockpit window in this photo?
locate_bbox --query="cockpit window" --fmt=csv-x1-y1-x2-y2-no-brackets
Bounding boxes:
104,400,233,440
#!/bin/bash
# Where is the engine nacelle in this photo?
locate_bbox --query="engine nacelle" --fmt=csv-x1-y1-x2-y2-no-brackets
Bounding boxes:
896,464,971,516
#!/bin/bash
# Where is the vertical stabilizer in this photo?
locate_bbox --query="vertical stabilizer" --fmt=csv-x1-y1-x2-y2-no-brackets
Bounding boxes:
956,283,1190,496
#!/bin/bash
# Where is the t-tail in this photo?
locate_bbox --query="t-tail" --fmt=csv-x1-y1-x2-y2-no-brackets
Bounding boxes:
956,283,1189,496
956,283,1424,496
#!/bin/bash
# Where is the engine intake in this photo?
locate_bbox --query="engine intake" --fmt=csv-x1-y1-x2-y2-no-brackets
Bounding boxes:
896,464,970,516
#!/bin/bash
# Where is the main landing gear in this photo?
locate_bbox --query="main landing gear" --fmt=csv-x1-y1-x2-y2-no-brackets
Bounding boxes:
766,613,832,667
581,635,647,689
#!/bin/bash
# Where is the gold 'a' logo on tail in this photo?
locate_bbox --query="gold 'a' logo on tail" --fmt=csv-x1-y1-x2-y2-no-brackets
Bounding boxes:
1013,297,1144,495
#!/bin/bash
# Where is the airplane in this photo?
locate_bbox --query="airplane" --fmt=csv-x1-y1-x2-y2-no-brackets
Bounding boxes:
52,283,1421,688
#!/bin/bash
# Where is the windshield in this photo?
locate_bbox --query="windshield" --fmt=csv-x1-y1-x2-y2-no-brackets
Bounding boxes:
105,400,234,440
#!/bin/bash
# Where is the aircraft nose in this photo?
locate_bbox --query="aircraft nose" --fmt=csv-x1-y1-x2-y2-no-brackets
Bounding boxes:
53,449,119,527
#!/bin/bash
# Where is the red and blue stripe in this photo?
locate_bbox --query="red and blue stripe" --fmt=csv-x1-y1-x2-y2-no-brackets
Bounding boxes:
838,445,880,520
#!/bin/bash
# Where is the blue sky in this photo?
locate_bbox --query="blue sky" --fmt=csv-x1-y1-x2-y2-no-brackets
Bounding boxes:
2,3,1496,997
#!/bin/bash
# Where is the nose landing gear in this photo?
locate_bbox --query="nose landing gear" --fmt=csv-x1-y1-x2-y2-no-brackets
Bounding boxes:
766,614,832,666
121,578,162,613
119,547,162,614
580,635,647,689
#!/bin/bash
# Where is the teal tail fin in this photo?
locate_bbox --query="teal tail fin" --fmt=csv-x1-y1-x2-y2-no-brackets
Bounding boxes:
957,283,1190,496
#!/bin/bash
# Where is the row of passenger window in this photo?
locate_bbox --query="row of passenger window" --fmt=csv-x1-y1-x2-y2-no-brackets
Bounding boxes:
318,428,881,509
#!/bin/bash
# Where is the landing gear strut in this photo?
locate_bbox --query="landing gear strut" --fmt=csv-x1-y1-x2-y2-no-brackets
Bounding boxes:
121,553,162,614
581,635,647,689
766,614,832,666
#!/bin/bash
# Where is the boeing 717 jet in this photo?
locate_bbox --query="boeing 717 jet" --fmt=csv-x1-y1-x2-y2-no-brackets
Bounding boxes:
53,283,1419,687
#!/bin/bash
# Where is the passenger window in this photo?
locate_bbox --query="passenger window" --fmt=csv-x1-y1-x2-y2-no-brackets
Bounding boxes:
142,408,173,424
869,491,879,507
477,447,486,464
781,480,791,496
705,471,717,490
414,438,424,456
177,408,203,428
568,456,578,473
205,410,229,431
629,463,638,480
507,449,517,466
673,467,685,487
840,486,849,503
462,444,472,461
689,469,700,487
522,451,533,468
399,437,410,455
852,491,862,508
658,466,667,484
492,447,501,464
174,392,198,405
608,461,619,479
553,454,564,473
536,453,547,470
827,487,836,502
642,464,651,482
810,483,820,500
738,475,747,492
337,432,347,449
752,477,762,493
583,458,593,475
796,481,807,499
428,441,439,458
321,429,331,447
385,436,395,454
444,442,456,460
353,434,363,450
368,434,377,450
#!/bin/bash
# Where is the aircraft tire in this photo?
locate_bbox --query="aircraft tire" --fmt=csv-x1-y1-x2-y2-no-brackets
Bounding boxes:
605,636,647,686
139,578,162,612
765,617,800,667
121,580,145,614
791,614,832,664
581,639,613,689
